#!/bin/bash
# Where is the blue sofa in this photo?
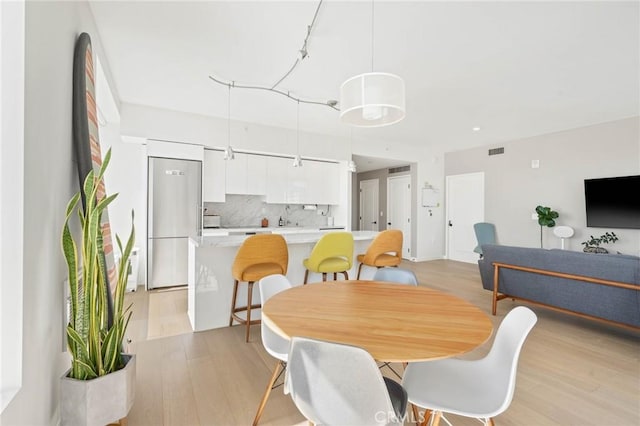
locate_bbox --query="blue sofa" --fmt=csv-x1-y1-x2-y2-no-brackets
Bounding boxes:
478,244,640,329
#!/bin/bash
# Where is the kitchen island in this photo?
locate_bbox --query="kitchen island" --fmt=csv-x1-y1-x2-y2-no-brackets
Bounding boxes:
187,230,379,331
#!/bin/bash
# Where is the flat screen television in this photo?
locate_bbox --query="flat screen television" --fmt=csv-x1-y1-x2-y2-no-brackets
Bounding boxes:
584,175,640,229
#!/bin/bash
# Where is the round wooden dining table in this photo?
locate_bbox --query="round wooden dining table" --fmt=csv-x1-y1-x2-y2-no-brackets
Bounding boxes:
262,280,494,363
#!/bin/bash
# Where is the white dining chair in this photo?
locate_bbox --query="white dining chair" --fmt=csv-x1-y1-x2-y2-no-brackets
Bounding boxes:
286,336,408,426
401,306,537,426
373,267,418,286
252,274,292,426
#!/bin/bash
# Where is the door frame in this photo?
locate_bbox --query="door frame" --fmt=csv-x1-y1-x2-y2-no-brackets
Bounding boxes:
359,178,379,231
386,174,412,259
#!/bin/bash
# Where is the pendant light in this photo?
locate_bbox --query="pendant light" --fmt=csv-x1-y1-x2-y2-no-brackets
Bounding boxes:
348,128,357,173
340,0,405,127
293,100,303,167
223,83,235,160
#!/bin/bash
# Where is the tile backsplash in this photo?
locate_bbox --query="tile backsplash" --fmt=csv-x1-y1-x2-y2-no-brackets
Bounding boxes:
204,195,335,228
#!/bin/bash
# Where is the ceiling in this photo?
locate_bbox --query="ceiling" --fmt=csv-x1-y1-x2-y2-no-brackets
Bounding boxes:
89,0,639,170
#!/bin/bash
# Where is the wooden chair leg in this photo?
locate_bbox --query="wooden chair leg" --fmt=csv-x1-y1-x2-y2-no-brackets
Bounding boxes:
410,404,420,425
303,269,309,284
333,272,337,280
322,272,327,282
356,263,363,279
486,418,495,426
245,281,254,342
431,411,441,426
229,280,239,326
418,409,432,426
252,360,285,426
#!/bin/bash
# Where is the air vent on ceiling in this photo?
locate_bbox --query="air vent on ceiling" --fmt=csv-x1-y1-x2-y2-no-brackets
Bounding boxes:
388,165,410,174
488,147,505,156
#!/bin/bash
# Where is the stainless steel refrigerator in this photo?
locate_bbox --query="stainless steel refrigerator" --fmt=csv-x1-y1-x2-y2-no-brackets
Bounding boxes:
147,157,202,289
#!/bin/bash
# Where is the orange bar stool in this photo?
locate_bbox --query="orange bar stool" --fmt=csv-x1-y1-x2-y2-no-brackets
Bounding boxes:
356,229,403,279
303,232,354,284
230,234,289,342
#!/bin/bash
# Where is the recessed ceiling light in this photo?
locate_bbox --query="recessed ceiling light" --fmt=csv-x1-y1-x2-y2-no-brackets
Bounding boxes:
472,127,481,132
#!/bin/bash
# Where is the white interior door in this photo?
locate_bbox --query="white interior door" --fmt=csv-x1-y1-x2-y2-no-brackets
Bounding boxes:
446,172,485,263
387,175,412,259
359,179,379,231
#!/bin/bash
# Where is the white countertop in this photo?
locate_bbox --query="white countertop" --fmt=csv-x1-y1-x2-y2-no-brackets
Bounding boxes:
191,230,378,248
201,226,346,237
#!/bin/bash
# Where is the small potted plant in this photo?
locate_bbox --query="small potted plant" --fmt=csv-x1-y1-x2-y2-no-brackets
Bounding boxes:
60,149,136,425
582,232,619,254
535,205,559,248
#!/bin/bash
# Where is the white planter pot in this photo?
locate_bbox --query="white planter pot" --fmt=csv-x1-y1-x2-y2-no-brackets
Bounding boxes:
60,354,136,426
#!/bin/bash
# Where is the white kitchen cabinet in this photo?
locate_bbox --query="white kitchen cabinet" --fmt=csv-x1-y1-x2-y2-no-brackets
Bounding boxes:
265,156,290,203
305,161,340,205
266,156,340,205
225,152,248,194
225,153,267,195
203,150,226,202
247,154,267,195
287,165,307,204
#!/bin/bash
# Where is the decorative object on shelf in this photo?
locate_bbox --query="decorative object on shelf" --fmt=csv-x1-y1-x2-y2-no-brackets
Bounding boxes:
223,83,235,160
340,0,405,127
61,149,136,425
535,205,559,248
261,217,269,228
553,225,574,249
582,232,619,254
293,99,303,167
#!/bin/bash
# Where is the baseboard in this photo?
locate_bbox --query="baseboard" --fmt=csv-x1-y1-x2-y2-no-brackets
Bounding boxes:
406,255,444,262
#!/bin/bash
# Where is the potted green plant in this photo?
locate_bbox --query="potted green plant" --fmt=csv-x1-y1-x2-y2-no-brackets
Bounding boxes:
60,149,136,425
582,232,619,253
535,205,559,248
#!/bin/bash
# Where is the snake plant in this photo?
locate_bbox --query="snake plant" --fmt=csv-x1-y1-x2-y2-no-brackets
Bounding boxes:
62,148,134,379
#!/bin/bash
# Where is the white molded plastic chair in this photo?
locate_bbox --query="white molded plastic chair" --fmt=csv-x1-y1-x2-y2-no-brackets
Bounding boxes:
252,274,292,426
373,267,418,286
286,336,408,426
401,306,537,426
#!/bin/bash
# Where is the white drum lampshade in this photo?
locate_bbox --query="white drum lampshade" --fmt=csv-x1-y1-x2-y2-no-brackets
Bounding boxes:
340,72,405,127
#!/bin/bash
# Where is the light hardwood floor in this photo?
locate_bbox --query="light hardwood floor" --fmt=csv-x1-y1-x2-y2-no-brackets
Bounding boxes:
123,260,640,426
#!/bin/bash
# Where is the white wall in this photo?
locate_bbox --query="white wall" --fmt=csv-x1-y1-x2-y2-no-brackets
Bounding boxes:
0,1,120,424
0,0,25,412
445,117,640,256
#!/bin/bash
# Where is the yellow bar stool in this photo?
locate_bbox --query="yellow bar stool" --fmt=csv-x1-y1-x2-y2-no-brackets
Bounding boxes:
230,234,289,342
356,229,403,279
303,231,354,284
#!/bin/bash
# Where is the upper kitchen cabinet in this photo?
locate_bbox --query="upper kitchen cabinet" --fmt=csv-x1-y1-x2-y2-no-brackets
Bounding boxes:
307,161,340,205
203,150,226,202
265,156,340,205
247,154,267,195
265,155,290,203
226,153,267,195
